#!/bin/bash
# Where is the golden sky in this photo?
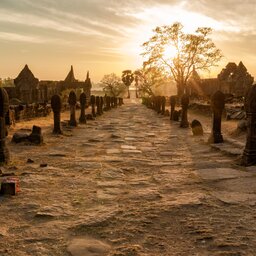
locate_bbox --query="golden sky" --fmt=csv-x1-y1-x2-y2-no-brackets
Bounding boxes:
0,0,256,83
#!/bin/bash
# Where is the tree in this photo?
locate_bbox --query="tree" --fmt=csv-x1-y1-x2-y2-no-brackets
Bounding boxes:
122,70,134,98
134,67,169,97
100,73,126,97
142,22,223,98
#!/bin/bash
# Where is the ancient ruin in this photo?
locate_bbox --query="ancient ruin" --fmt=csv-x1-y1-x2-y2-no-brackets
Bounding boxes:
187,62,254,98
4,65,92,105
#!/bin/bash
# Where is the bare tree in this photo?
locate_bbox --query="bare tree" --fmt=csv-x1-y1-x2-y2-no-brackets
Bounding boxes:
100,73,126,97
134,67,169,97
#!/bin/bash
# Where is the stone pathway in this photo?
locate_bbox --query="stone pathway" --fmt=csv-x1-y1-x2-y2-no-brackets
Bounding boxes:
1,101,256,255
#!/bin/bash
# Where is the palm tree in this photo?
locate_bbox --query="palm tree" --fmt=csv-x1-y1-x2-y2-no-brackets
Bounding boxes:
122,70,134,98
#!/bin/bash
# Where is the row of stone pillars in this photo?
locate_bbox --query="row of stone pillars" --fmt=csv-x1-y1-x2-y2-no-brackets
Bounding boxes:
0,87,124,165
142,88,256,167
52,92,124,134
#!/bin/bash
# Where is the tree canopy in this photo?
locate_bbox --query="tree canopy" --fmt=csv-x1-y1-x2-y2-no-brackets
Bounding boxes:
100,73,126,97
134,67,169,97
142,22,223,97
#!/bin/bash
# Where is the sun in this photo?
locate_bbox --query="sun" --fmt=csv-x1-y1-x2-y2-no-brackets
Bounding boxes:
162,45,177,60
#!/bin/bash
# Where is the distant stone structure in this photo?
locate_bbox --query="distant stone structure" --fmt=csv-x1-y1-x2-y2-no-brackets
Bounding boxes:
187,62,253,98
4,65,92,104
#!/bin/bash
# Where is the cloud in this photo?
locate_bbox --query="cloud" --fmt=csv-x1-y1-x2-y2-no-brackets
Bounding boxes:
0,0,255,80
0,32,44,43
185,0,256,31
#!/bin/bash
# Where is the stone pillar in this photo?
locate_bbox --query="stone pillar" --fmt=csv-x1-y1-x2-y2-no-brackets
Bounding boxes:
96,96,100,115
51,94,62,134
180,94,189,128
79,92,87,124
208,90,225,143
157,96,161,114
68,91,77,127
161,96,166,115
90,95,96,117
100,97,104,114
0,88,10,164
114,97,118,108
106,96,111,110
170,95,176,120
241,85,256,166
111,97,115,108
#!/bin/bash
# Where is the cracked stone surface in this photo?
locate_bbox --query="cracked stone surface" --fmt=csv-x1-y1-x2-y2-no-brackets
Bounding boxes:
0,100,256,255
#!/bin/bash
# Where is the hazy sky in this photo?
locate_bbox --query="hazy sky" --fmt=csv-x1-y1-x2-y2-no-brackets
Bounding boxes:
0,0,256,82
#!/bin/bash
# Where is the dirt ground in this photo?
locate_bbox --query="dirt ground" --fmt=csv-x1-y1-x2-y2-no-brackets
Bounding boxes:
0,99,255,256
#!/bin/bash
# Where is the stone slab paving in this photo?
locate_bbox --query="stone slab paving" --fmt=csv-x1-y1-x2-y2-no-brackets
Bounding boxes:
1,102,256,255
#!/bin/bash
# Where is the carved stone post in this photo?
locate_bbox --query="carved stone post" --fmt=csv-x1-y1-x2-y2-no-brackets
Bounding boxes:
0,88,10,164
51,94,62,134
241,85,256,166
106,96,111,110
208,90,225,143
180,94,189,128
157,96,161,114
161,96,166,115
111,97,114,108
68,91,77,127
79,92,87,124
96,96,101,115
114,97,118,108
90,95,96,117
100,97,104,114
170,96,176,120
